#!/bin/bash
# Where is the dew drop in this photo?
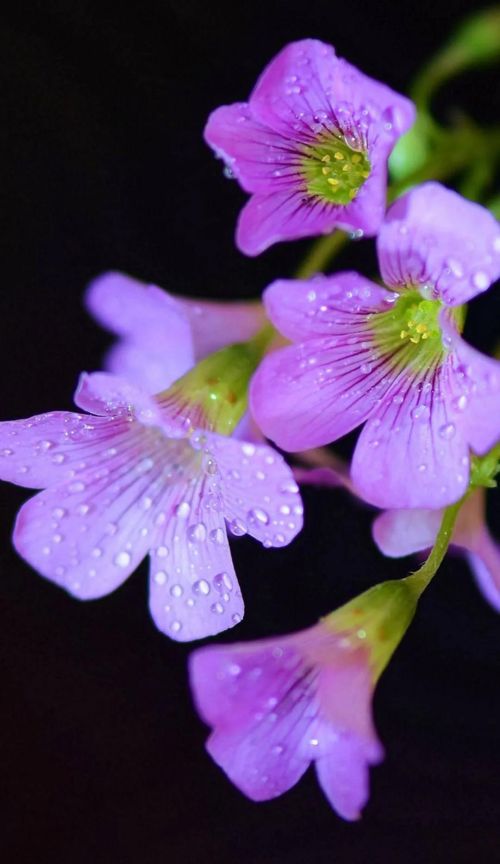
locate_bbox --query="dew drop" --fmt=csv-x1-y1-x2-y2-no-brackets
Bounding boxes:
231,613,242,625
211,601,224,615
247,507,270,526
69,481,85,493
141,496,153,510
187,521,207,543
439,422,456,440
175,501,191,519
52,507,66,519
411,405,430,422
156,546,169,558
241,443,256,457
170,583,183,597
213,572,233,593
192,579,210,596
229,518,247,536
170,620,182,634
154,571,167,585
472,271,489,291
114,551,131,568
209,527,225,545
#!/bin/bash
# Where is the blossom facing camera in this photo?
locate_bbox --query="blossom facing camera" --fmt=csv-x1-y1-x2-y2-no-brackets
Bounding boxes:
0,369,303,642
251,183,500,509
190,579,421,820
205,39,415,255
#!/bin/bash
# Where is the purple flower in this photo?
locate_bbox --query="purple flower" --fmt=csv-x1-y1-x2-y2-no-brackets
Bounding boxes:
86,271,266,393
204,39,415,255
251,183,500,509
373,489,500,612
0,372,303,641
189,620,382,820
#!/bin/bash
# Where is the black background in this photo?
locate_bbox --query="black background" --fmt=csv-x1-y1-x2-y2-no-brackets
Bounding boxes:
1,2,499,862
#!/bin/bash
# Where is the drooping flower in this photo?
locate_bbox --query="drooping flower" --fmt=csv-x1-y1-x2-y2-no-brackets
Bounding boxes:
251,183,500,509
373,488,500,612
0,368,303,641
204,39,415,255
86,270,266,393
190,576,423,819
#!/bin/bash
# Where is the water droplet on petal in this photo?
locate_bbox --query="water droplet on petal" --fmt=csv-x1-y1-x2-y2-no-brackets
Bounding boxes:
175,501,191,519
247,507,270,526
187,521,207,543
193,579,210,596
114,551,131,567
439,423,456,440
213,572,233,593
229,518,247,536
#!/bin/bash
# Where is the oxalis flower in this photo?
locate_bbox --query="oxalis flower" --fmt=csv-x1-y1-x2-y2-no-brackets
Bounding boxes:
0,350,303,641
205,38,415,255
190,576,423,820
251,183,500,509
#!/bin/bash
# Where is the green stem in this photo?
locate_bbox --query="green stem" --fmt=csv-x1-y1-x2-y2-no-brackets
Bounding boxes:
294,230,348,279
404,496,465,597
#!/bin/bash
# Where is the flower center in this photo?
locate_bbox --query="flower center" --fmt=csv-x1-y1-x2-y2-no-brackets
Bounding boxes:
300,134,371,205
372,292,445,370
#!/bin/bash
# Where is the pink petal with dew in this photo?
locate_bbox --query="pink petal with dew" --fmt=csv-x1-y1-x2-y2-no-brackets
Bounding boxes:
0,411,114,490
263,273,392,342
13,421,160,599
236,189,341,257
74,372,162,426
440,316,500,455
250,334,398,453
250,40,414,145
207,434,304,546
204,102,301,195
189,624,381,817
148,471,244,642
351,356,470,509
377,183,500,306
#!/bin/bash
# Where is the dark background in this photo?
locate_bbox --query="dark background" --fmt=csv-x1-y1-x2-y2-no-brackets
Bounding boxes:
1,2,499,862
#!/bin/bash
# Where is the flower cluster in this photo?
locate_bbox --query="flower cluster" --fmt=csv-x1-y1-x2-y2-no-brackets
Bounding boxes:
2,32,499,822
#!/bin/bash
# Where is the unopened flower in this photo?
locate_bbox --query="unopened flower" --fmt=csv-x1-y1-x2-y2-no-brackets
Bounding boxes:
0,369,303,641
190,577,422,819
86,271,266,393
205,39,415,255
251,183,500,508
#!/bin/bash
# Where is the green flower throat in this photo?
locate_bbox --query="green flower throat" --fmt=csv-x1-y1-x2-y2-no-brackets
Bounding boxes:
301,134,371,205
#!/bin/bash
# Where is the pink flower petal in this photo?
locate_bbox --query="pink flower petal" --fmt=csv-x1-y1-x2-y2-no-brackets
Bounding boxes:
85,272,195,390
351,359,470,508
315,734,375,821
441,318,500,455
148,484,244,642
467,541,500,613
13,423,159,598
250,39,413,145
74,372,162,424
204,102,299,194
189,622,381,816
183,298,266,360
263,273,392,342
236,189,339,256
377,183,500,306
207,435,304,546
372,508,441,557
0,411,113,490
